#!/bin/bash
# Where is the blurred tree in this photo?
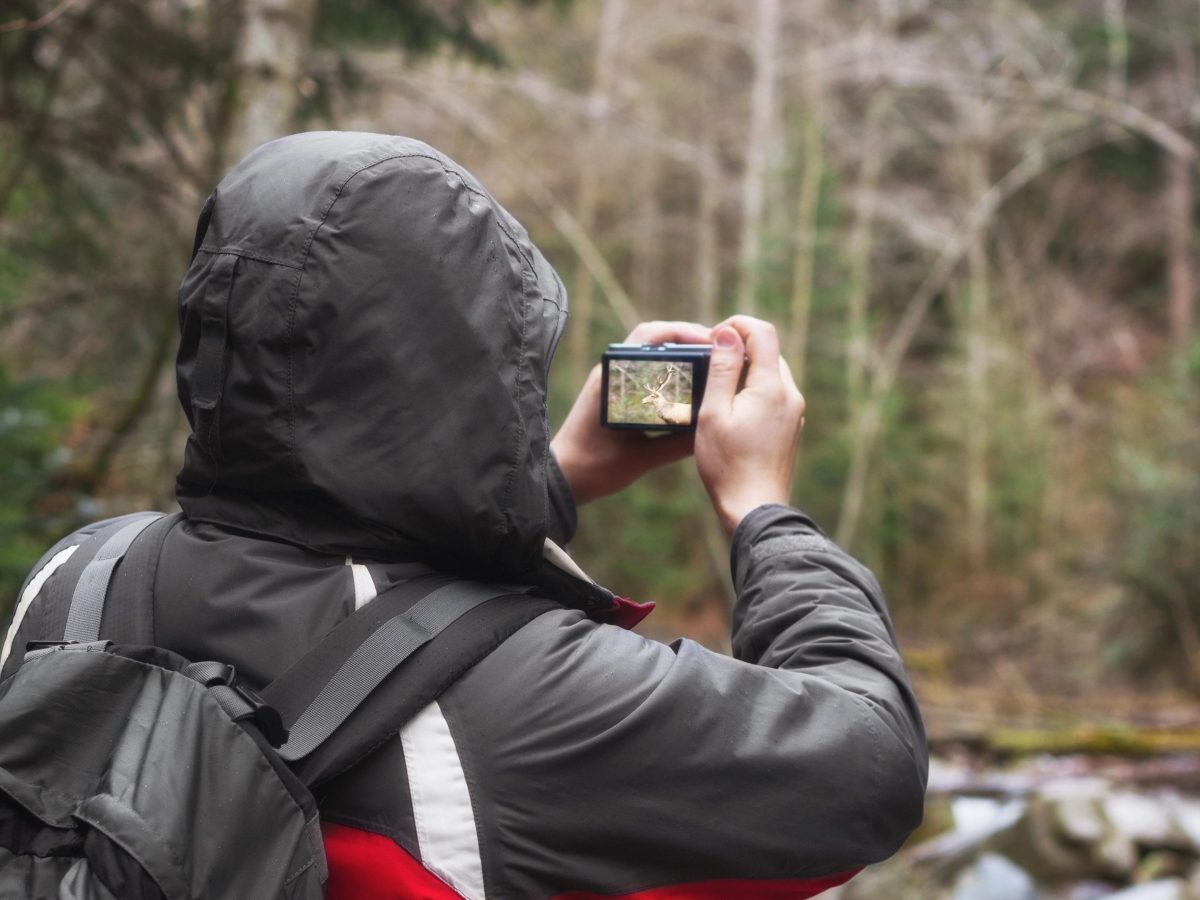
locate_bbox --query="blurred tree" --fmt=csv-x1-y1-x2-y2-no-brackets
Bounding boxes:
1109,350,1200,690
784,1,825,388
843,1,897,411
734,0,779,316
567,0,624,389
0,365,80,596
0,0,569,610
1165,4,1197,354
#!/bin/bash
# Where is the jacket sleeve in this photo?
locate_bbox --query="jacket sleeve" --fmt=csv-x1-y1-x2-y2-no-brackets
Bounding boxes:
730,503,927,793
443,503,927,897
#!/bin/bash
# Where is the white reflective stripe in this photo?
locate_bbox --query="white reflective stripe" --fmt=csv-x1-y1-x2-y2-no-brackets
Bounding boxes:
400,701,486,899
345,557,377,610
0,544,79,669
543,537,595,584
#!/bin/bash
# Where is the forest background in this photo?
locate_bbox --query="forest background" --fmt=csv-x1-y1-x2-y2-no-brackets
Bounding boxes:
1,0,1199,756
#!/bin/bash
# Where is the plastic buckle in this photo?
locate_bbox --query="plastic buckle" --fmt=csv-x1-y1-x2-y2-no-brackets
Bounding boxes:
188,661,238,688
184,660,289,748
231,682,289,749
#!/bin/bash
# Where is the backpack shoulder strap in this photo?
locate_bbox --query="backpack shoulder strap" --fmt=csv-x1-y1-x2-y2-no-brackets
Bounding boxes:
0,516,136,680
263,575,545,763
32,515,557,790
60,513,167,643
104,512,185,645
33,513,161,647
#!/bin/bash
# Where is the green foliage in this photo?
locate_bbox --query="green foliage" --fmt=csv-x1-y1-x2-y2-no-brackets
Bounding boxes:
315,0,572,64
1106,355,1200,686
1085,137,1163,194
0,0,242,193
0,368,81,613
988,400,1050,566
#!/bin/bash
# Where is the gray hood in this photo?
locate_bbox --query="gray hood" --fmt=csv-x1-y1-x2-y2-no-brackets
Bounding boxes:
175,132,568,577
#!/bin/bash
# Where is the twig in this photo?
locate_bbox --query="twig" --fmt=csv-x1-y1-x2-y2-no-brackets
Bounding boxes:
541,200,640,331
0,0,94,217
871,66,1196,161
77,41,208,190
56,289,177,496
0,0,84,34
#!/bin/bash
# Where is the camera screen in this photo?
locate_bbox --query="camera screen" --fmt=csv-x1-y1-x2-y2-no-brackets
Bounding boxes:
606,359,696,426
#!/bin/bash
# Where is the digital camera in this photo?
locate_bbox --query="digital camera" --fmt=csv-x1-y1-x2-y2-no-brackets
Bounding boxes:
600,343,712,432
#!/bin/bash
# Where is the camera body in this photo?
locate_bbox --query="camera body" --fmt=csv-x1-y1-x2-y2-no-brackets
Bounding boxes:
600,343,712,431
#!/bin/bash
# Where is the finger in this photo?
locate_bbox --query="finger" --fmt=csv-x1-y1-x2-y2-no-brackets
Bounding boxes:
701,325,745,414
711,313,770,335
778,356,800,396
778,356,806,416
624,320,712,346
722,316,780,393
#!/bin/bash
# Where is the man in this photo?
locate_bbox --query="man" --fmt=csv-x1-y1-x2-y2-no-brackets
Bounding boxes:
5,132,925,898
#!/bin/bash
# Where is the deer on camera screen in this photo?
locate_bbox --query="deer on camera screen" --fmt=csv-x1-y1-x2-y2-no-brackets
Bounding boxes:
641,364,692,426
606,359,695,427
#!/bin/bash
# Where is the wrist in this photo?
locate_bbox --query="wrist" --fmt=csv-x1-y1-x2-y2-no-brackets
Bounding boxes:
713,499,756,537
712,488,790,537
550,438,601,507
550,439,582,502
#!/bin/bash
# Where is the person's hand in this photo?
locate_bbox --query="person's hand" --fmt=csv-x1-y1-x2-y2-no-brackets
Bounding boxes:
695,316,806,535
551,321,711,506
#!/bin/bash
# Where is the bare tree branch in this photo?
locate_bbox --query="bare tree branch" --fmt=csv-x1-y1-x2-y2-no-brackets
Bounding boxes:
0,0,85,34
863,66,1197,160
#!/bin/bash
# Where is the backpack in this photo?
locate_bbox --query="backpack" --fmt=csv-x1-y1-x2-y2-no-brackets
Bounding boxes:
0,512,558,899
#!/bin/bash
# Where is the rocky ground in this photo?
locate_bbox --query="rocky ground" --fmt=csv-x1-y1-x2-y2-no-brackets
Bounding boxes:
827,755,1200,899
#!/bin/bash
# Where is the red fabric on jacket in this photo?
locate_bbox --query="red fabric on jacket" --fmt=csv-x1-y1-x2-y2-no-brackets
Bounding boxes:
323,823,460,899
323,822,858,900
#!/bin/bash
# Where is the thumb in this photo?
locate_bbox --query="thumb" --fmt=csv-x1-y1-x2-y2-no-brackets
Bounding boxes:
703,326,745,412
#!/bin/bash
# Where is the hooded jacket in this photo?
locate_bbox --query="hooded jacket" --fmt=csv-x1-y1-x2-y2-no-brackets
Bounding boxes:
176,131,568,578
5,133,927,899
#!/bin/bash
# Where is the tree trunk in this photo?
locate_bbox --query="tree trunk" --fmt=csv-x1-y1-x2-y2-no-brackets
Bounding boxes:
845,0,897,409
633,110,662,307
695,97,722,326
964,142,991,572
734,0,780,315
1167,152,1196,353
225,0,318,164
782,99,820,388
568,0,626,388
1104,0,1128,101
844,111,884,409
1167,30,1196,353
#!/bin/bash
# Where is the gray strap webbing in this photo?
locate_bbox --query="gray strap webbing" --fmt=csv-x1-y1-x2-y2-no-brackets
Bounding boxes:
62,514,163,643
183,662,252,721
276,581,523,761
